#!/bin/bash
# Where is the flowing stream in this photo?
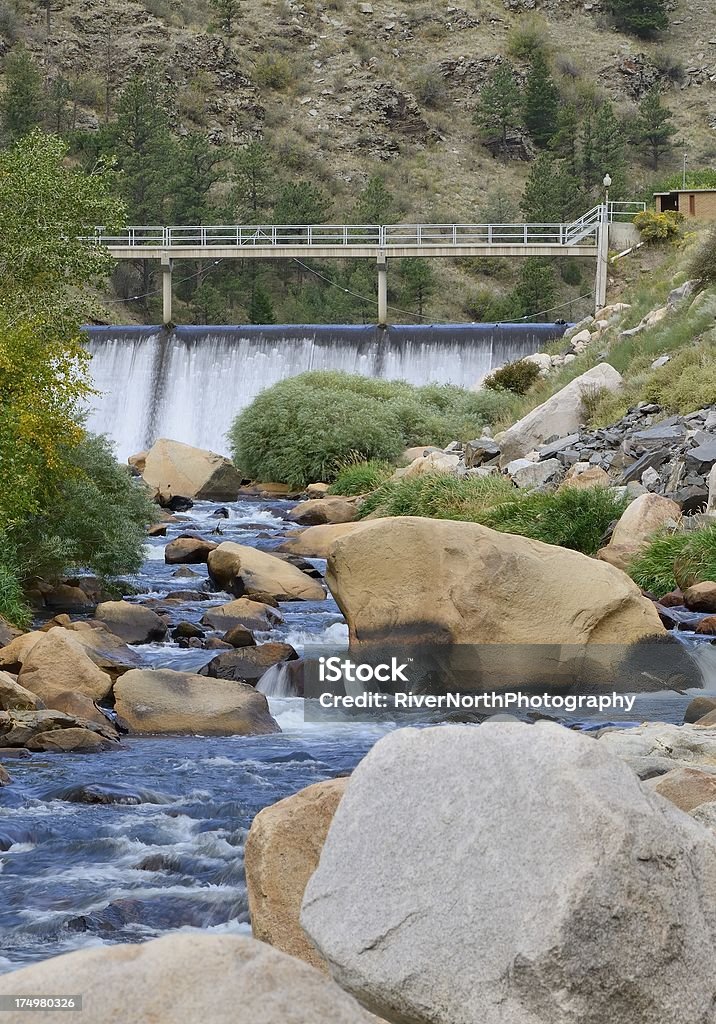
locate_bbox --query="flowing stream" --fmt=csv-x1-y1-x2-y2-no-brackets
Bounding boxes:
0,496,712,974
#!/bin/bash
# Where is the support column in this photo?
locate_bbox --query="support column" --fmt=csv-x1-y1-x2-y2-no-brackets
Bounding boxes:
161,253,173,326
377,254,388,326
594,204,609,315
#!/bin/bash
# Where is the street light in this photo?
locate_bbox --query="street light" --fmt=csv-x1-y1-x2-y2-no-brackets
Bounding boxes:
603,173,612,218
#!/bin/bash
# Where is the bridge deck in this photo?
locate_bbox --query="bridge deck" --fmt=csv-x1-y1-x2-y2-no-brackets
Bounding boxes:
105,243,599,260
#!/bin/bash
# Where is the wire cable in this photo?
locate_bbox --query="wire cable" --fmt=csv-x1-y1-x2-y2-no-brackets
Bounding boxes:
103,259,225,304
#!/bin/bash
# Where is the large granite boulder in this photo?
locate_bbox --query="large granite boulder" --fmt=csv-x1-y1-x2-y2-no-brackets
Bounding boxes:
94,601,168,644
0,671,45,712
246,777,348,970
201,598,283,632
18,630,113,703
199,643,298,684
499,363,623,463
142,438,243,503
326,516,664,652
288,497,359,526
0,631,44,673
645,766,716,812
164,536,218,564
0,709,118,750
113,668,280,735
207,542,326,601
62,622,143,680
597,493,681,571
301,723,716,1024
0,933,376,1024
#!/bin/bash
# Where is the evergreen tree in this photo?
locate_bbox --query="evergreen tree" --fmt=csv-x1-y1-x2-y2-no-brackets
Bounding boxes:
1,47,44,142
354,174,394,223
170,133,223,223
514,258,556,320
399,258,435,318
112,76,174,223
248,283,276,324
589,102,626,194
273,181,330,224
521,153,581,223
209,0,244,36
523,51,559,148
606,0,668,37
231,141,274,220
551,103,579,174
636,88,677,170
474,63,522,155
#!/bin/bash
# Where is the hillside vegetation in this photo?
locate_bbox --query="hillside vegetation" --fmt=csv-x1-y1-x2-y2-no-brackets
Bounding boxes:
0,0,713,324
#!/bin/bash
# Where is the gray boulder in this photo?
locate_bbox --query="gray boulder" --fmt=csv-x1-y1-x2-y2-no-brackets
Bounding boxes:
301,723,716,1024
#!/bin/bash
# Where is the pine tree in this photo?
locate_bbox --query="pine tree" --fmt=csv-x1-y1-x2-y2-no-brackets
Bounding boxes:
606,0,668,37
399,258,435,318
248,284,276,324
113,76,174,223
588,102,626,195
514,258,557,320
354,175,394,223
231,141,274,220
636,88,677,170
521,154,581,223
1,47,44,142
170,133,223,223
474,63,522,155
209,0,244,36
551,103,579,174
523,51,559,148
273,182,330,224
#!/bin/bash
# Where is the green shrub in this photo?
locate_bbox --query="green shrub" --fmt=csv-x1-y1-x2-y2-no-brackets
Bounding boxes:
253,54,294,90
328,459,393,496
12,433,157,583
229,372,511,487
0,538,30,627
483,359,541,395
690,226,716,286
628,526,716,595
357,472,517,521
477,487,629,555
357,476,627,555
507,14,550,59
633,209,682,243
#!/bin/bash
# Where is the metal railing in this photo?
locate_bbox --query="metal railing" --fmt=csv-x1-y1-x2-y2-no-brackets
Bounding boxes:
83,203,647,251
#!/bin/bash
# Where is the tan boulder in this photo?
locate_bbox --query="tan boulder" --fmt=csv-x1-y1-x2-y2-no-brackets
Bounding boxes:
559,465,610,491
326,517,664,689
288,497,358,526
142,438,242,502
207,542,325,601
306,482,330,498
0,933,376,1024
399,451,460,479
164,536,218,564
597,493,681,571
0,615,22,647
0,631,44,673
0,671,45,712
94,601,168,644
18,631,113,703
201,598,283,632
683,582,716,614
27,727,117,753
0,709,118,749
238,481,295,497
279,522,372,558
128,449,148,474
645,767,716,812
499,363,623,463
246,777,348,970
46,691,116,733
114,668,280,735
61,621,143,680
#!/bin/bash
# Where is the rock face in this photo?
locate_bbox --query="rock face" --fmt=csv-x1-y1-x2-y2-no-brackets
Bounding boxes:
326,517,664,648
597,493,681,571
18,631,114,703
201,598,283,631
199,643,298,684
246,777,348,970
207,542,326,601
94,601,168,644
142,438,243,503
164,536,218,564
113,668,280,735
499,363,623,463
301,723,716,1024
288,497,358,526
279,523,371,558
0,933,375,1024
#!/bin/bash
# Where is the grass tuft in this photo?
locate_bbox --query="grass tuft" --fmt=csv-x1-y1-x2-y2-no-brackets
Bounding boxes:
628,525,716,595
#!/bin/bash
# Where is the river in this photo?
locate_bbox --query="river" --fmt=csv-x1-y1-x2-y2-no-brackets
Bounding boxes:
0,496,711,973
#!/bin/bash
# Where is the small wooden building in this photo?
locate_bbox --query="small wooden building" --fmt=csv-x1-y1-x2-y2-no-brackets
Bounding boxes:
654,188,716,220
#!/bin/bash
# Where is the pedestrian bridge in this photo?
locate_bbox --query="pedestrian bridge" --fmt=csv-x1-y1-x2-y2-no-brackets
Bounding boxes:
89,202,644,323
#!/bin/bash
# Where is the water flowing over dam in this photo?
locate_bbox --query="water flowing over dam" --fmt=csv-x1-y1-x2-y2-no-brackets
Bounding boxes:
84,323,567,461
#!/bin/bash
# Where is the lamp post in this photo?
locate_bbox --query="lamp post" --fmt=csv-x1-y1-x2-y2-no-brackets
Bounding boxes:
603,173,612,220
595,173,612,314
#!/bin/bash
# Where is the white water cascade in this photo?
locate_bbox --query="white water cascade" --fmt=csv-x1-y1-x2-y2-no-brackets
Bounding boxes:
84,323,566,461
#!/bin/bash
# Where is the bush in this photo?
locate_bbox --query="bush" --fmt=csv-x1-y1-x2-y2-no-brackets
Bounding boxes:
229,372,510,487
357,476,627,555
412,69,447,109
690,226,716,286
0,538,30,627
11,433,157,583
628,525,716,595
483,359,541,395
253,55,294,90
328,459,393,496
357,473,517,520
507,14,550,59
477,487,629,555
634,209,682,243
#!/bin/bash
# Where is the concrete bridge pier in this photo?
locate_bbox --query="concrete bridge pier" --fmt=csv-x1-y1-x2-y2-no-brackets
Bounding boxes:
161,253,173,325
377,253,388,326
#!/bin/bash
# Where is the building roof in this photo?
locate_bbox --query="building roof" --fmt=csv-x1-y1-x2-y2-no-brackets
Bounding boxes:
654,188,716,195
